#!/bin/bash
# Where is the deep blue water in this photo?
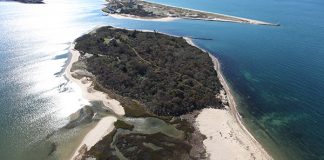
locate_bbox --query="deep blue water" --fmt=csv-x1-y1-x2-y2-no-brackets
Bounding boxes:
0,0,324,159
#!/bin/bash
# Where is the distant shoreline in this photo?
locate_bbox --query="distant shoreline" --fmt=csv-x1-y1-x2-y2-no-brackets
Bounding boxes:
103,0,279,26
108,13,178,22
142,0,278,26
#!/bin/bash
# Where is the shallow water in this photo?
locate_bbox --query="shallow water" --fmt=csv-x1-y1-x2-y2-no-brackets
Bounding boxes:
0,0,324,159
125,117,184,139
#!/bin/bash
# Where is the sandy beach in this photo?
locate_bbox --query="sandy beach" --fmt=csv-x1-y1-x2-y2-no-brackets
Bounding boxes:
201,53,272,160
71,116,117,160
65,44,125,116
185,37,272,159
108,12,275,25
65,42,125,160
147,1,275,25
108,13,178,22
105,0,277,26
196,108,272,160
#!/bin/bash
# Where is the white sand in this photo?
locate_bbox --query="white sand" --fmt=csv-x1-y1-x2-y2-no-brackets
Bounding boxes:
106,1,276,25
65,42,125,160
65,44,125,116
155,1,276,25
71,116,117,160
196,109,271,160
109,14,178,22
109,13,273,25
184,37,272,159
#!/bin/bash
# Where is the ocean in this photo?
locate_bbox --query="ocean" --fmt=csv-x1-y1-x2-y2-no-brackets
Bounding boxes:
0,0,324,159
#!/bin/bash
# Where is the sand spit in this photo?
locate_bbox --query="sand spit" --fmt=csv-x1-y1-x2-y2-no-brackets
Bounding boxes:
161,3,276,26
108,11,276,25
71,116,117,160
65,42,125,160
109,14,178,22
104,0,278,26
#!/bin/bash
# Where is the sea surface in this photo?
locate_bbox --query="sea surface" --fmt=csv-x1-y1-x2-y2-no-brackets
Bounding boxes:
0,0,324,159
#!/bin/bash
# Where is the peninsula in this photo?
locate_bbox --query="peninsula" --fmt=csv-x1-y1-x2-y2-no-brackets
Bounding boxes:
103,0,279,26
64,26,272,160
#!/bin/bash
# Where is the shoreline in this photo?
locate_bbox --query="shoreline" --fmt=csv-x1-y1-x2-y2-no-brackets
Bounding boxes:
108,13,178,22
145,0,277,26
65,43,125,116
64,26,185,159
65,33,125,159
185,37,272,159
104,0,278,26
65,26,271,159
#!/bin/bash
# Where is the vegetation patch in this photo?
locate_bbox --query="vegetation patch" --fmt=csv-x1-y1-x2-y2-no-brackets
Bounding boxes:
72,26,222,160
75,26,223,116
114,120,134,131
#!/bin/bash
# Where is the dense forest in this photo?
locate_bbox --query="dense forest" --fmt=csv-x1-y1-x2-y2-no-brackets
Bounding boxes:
75,26,223,116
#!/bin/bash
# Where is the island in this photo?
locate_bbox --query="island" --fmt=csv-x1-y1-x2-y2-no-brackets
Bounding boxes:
103,0,279,26
65,26,272,160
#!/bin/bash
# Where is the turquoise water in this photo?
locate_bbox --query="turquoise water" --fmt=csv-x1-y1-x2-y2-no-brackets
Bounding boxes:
0,0,324,159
